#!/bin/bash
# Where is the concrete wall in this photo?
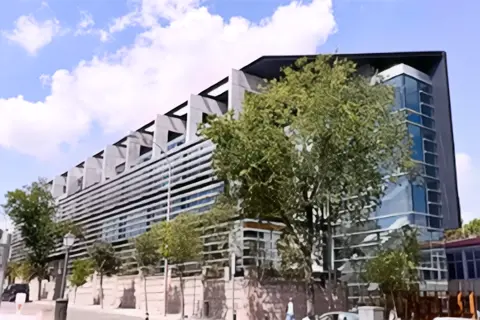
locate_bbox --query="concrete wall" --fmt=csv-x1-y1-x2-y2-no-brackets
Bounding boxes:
27,275,345,319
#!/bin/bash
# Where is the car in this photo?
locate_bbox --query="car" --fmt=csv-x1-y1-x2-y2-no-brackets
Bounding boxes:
318,311,360,320
2,283,30,302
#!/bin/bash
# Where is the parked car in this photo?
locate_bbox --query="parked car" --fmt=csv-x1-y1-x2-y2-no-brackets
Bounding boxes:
318,311,360,320
2,283,30,302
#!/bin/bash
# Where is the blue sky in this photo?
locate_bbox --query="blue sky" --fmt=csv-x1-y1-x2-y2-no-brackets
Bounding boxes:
0,0,478,230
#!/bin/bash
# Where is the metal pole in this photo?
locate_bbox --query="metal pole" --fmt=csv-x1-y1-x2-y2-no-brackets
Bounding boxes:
231,252,236,320
60,248,70,299
163,154,172,316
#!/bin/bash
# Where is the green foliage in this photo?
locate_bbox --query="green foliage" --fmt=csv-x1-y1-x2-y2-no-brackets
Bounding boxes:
200,56,413,314
445,219,480,240
16,261,35,283
69,259,94,288
56,220,85,240
151,213,203,271
201,56,413,270
3,178,58,290
362,226,420,295
87,241,122,277
134,231,162,276
5,261,22,282
88,241,121,308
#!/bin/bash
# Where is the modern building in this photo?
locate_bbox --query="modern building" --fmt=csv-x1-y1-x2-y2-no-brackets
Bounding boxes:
10,52,459,300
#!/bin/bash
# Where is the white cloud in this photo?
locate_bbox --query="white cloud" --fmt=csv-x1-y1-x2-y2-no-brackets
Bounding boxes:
455,152,479,223
2,15,61,55
0,0,336,158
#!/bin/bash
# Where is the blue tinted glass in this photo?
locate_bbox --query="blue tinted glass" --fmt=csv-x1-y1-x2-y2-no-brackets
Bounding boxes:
429,217,442,229
428,191,440,203
424,141,436,153
422,105,434,117
376,176,413,215
420,92,433,105
422,117,435,129
419,81,432,94
425,153,437,165
408,112,422,124
412,184,427,213
412,213,427,226
429,204,441,216
456,262,464,279
448,263,456,279
409,124,423,161
405,76,420,112
385,76,405,110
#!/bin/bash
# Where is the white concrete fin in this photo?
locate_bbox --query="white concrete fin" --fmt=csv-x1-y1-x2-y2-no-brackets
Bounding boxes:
83,156,102,189
227,69,264,118
186,94,227,143
102,145,126,182
152,115,186,158
126,132,153,168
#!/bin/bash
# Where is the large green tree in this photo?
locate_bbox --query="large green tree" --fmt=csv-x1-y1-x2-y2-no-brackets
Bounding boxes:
3,178,58,300
151,213,203,319
88,241,122,309
200,56,413,314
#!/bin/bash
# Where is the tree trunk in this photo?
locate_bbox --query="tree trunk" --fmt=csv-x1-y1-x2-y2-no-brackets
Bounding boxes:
143,271,149,315
37,278,42,301
179,270,185,319
100,273,104,309
305,205,315,316
74,287,77,304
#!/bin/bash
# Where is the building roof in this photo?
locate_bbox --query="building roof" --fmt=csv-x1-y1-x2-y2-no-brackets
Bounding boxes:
446,237,480,249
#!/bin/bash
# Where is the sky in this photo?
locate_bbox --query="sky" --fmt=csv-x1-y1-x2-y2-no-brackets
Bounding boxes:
0,0,479,231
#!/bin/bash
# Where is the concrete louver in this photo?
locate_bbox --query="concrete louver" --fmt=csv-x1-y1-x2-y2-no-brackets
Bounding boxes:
102,145,126,182
227,69,264,119
152,115,186,158
51,175,67,198
125,132,153,168
66,166,83,196
185,94,227,143
83,156,102,189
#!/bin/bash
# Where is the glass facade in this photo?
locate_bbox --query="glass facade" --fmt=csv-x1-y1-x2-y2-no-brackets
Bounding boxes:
335,68,447,301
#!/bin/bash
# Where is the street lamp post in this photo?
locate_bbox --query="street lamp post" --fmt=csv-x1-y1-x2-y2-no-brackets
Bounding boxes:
55,232,75,320
60,232,75,299
127,132,172,316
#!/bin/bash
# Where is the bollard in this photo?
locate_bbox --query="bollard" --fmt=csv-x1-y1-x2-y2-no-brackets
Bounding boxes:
54,299,69,320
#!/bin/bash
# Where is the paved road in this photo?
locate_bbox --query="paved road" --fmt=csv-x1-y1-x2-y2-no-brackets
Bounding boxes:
0,302,144,320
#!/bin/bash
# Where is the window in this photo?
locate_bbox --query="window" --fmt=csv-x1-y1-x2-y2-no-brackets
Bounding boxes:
409,124,423,161
412,184,427,213
466,250,476,279
405,76,420,112
447,252,464,280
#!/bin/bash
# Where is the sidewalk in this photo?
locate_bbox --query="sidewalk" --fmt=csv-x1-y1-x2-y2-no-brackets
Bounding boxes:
33,301,185,320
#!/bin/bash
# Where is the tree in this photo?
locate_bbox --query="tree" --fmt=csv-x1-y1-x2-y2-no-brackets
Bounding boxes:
445,219,480,240
362,226,420,313
133,230,162,316
69,259,94,303
3,178,58,300
17,261,35,283
88,241,122,309
151,213,203,319
5,261,21,284
200,56,413,315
